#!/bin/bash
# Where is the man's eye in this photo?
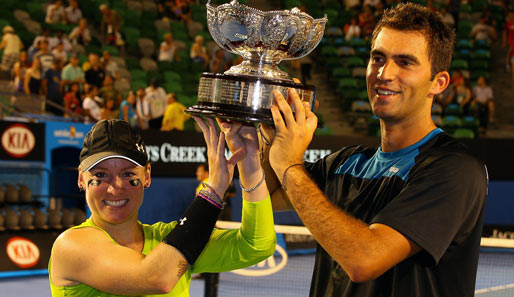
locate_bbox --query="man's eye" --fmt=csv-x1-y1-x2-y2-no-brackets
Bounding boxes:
95,172,107,178
400,60,412,66
372,56,383,64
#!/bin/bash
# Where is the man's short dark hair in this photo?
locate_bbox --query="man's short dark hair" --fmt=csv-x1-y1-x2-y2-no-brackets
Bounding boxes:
371,3,455,80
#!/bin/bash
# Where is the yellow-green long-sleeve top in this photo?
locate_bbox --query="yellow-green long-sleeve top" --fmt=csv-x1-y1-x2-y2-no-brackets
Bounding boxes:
49,197,276,297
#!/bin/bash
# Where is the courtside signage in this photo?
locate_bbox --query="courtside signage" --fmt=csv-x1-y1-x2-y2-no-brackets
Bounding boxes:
6,237,40,269
0,121,45,161
1,124,35,158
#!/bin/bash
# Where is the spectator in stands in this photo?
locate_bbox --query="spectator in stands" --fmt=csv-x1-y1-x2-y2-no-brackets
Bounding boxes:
363,0,382,9
144,79,168,129
34,40,55,76
439,7,455,28
69,18,91,46
472,76,495,128
63,82,82,118
190,35,209,67
99,75,122,107
0,26,23,71
83,85,103,123
471,16,497,44
209,48,232,74
65,0,82,25
108,25,125,50
425,0,437,12
100,50,118,78
51,30,72,53
12,51,29,93
158,33,181,62
344,17,361,41
28,40,41,64
24,58,42,95
503,11,514,72
84,53,106,89
135,87,149,130
51,42,68,66
454,76,472,114
359,5,376,39
166,0,192,23
161,93,189,131
101,97,117,120
99,4,123,44
32,28,52,50
43,60,63,116
344,0,360,10
46,0,66,25
119,91,143,128
61,55,85,92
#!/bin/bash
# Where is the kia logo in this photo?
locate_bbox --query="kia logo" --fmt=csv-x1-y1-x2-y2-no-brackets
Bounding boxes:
6,237,40,268
1,124,36,158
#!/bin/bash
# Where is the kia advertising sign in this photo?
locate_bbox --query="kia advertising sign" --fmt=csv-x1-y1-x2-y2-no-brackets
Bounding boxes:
6,237,40,269
0,231,59,272
0,121,45,161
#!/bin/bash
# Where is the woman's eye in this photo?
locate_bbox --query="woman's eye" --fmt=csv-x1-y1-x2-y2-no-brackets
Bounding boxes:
122,172,136,178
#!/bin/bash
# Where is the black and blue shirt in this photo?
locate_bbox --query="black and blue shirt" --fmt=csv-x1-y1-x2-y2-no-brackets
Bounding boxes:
306,129,488,297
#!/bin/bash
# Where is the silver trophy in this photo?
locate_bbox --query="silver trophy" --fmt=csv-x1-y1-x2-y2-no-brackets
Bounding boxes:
185,0,327,124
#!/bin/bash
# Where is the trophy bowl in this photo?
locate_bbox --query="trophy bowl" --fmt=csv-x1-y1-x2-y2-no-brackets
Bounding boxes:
185,0,327,124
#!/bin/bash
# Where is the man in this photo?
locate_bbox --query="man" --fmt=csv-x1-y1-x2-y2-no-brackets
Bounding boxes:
43,60,63,116
265,3,488,297
144,79,167,129
84,53,106,89
61,55,84,92
33,40,55,76
195,163,209,194
161,93,189,131
471,16,497,44
65,0,82,25
472,76,494,129
82,85,103,123
99,4,123,43
49,119,275,297
135,87,149,129
0,26,23,71
45,0,66,25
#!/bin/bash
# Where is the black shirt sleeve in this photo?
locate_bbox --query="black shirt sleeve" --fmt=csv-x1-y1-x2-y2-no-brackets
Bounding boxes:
305,146,362,190
372,151,488,264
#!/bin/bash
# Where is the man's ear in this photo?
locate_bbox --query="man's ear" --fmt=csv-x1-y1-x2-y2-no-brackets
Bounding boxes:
429,71,450,97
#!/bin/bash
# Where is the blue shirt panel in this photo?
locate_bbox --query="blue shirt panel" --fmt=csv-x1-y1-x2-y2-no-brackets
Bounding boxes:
335,128,444,181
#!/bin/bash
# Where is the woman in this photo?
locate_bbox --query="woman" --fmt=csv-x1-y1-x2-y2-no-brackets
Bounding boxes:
101,98,117,120
13,51,29,93
190,35,209,66
119,91,143,128
63,83,82,118
49,118,275,296
454,76,472,114
159,33,181,62
24,58,42,95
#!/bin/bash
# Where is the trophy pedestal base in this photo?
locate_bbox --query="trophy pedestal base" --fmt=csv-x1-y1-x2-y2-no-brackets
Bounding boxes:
186,73,316,125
